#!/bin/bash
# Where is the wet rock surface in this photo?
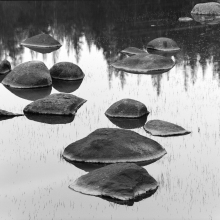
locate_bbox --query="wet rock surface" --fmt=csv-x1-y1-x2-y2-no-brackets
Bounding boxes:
111,54,175,74
2,61,52,89
0,109,23,121
23,93,86,116
21,33,62,53
50,62,85,80
191,2,220,15
70,163,158,201
144,120,191,137
63,128,166,164
120,47,148,56
105,99,149,118
0,60,11,74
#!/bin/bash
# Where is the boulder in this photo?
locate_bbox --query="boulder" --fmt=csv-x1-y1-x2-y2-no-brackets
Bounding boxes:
147,37,180,52
50,62,85,80
23,93,86,116
70,163,158,201
0,109,23,121
111,54,175,74
21,33,62,53
105,99,149,118
2,61,52,89
120,47,148,56
0,60,11,74
191,2,220,15
63,128,166,164
144,120,191,137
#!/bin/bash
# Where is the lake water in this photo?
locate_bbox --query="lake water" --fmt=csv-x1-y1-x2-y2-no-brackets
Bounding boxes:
1,1,220,219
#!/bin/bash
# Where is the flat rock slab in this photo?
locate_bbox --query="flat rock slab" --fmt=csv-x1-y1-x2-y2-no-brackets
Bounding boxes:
105,99,149,118
50,62,85,80
0,60,11,74
23,93,86,116
2,61,52,89
191,2,220,15
120,47,148,56
111,54,175,74
70,163,158,201
21,33,62,53
63,128,166,164
144,120,191,137
0,109,23,121
147,37,180,52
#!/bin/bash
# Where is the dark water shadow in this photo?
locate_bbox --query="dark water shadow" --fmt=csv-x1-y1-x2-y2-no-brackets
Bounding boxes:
52,78,83,93
22,45,61,54
147,48,180,57
3,85,52,101
0,115,23,122
106,114,148,129
24,113,75,125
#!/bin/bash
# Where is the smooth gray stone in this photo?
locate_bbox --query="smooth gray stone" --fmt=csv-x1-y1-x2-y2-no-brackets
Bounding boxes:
50,62,85,80
178,17,193,22
0,60,11,74
111,54,175,74
63,128,166,164
191,2,220,15
70,163,158,201
144,120,191,137
21,33,62,53
0,109,23,121
23,93,86,116
120,47,148,56
2,61,52,89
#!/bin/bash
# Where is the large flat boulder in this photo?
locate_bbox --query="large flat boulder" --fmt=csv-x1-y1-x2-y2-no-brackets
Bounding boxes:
111,54,175,74
2,61,52,89
23,93,86,116
70,163,158,201
21,33,62,53
144,120,191,137
0,60,11,74
63,128,166,164
191,2,220,15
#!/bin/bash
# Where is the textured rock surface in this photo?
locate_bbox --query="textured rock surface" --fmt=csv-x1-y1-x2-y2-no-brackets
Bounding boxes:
191,2,220,15
23,93,86,115
111,54,175,74
147,37,180,52
70,163,158,201
63,128,166,164
0,109,23,121
50,62,85,80
105,99,149,118
0,60,11,74
120,47,148,56
2,61,52,88
144,120,191,137
21,33,61,53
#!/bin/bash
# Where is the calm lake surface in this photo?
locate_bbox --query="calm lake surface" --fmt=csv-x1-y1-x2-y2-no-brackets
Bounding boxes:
1,1,220,219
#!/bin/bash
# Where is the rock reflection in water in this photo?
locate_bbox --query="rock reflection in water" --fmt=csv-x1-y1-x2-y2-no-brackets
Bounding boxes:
191,14,220,25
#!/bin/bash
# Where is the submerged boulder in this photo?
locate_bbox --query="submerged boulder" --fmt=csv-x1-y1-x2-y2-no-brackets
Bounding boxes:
0,109,23,121
105,99,149,118
2,61,52,89
111,54,175,74
0,60,11,74
23,93,86,116
120,47,148,56
50,62,85,80
70,163,158,201
191,2,220,15
21,33,62,53
147,37,180,52
144,120,191,137
63,128,166,164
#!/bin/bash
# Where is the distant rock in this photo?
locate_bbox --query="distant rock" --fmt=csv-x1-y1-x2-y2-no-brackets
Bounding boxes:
105,99,149,118
191,14,220,25
0,109,23,121
63,128,166,164
144,120,191,137
70,163,158,201
191,2,220,15
111,54,175,74
50,62,85,80
0,60,11,74
2,61,52,89
120,47,148,56
21,33,62,53
23,93,86,116
147,37,180,52
178,17,193,22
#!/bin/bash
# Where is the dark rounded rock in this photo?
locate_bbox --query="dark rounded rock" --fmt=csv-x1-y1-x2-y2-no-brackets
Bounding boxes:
147,37,180,52
0,60,11,74
23,93,86,116
63,128,166,164
50,62,85,80
2,61,52,89
105,99,149,118
120,47,148,56
191,2,220,15
70,163,158,201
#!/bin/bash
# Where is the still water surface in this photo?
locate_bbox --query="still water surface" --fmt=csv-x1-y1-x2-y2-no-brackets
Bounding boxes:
1,1,220,219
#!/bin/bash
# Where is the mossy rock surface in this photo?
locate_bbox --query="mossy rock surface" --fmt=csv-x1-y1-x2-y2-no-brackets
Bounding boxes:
191,2,220,15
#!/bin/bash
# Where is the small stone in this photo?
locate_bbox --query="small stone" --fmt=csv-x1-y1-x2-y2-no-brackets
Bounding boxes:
120,47,148,56
191,2,220,15
178,17,193,22
0,60,11,74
